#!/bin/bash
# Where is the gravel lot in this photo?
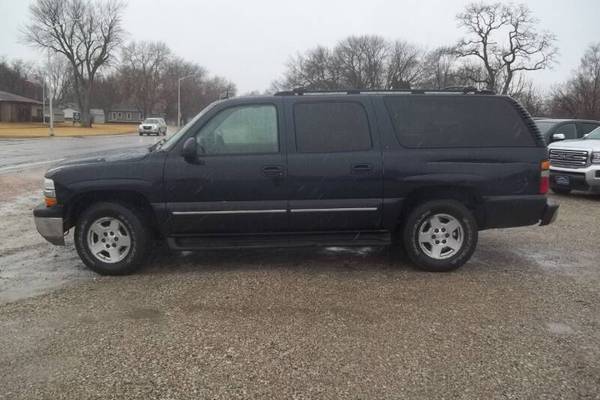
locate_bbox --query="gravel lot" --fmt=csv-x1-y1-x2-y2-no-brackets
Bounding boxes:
0,166,599,399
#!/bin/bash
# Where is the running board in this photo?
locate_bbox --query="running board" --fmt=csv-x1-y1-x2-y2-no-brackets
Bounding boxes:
167,231,391,250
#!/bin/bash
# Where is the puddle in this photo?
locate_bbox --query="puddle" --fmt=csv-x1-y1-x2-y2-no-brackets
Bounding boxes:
546,322,575,335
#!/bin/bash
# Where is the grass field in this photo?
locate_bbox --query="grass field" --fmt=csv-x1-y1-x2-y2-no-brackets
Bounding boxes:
0,122,138,138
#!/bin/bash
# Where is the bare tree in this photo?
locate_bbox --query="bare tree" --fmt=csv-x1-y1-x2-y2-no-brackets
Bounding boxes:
274,46,341,90
274,35,426,91
23,0,125,126
550,43,600,119
455,2,557,94
511,79,546,116
385,40,423,89
0,58,41,99
160,57,235,123
335,35,388,89
119,41,171,118
33,52,72,105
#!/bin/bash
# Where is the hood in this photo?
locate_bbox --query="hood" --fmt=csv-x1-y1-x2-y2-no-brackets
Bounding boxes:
46,146,150,175
548,139,600,151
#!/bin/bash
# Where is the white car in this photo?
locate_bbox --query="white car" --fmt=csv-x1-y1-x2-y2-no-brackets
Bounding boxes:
138,118,167,136
548,127,600,194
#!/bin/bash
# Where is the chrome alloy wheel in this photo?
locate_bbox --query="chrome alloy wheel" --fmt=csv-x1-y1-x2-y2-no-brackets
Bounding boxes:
87,217,132,263
417,213,464,260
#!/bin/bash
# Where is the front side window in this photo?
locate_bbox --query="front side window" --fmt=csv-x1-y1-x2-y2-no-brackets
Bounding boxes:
556,123,577,139
195,104,278,155
293,102,372,153
581,123,600,135
385,96,535,148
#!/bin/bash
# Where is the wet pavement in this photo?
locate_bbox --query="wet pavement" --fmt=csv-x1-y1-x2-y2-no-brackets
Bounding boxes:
0,138,599,398
0,133,162,174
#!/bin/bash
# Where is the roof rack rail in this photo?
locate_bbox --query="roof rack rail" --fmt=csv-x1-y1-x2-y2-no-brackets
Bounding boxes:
274,87,496,96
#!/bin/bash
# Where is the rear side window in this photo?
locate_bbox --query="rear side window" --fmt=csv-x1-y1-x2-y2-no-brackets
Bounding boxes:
294,102,372,153
384,96,535,148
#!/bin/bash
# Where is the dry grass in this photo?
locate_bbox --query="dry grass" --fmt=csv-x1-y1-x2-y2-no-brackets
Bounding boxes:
0,122,137,138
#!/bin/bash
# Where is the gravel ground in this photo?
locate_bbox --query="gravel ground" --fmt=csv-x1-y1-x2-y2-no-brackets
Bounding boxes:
0,170,599,399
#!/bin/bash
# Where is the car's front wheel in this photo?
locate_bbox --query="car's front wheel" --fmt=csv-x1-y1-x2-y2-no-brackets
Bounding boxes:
74,202,150,275
402,200,478,272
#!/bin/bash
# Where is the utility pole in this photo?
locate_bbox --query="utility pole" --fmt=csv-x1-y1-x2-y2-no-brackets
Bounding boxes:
177,75,195,128
49,83,54,136
47,50,54,136
42,80,45,125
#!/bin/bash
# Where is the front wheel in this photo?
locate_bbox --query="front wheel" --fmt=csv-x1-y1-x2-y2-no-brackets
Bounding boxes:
402,200,478,272
74,202,150,275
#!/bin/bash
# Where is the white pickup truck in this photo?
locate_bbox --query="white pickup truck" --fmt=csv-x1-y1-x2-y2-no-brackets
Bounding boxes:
548,127,600,194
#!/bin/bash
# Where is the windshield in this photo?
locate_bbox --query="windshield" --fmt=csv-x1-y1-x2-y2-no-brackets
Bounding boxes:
143,118,160,124
535,121,558,135
160,101,221,150
584,127,600,139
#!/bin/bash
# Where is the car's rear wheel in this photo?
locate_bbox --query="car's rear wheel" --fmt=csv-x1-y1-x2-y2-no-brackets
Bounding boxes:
551,186,571,195
402,200,478,272
74,202,150,275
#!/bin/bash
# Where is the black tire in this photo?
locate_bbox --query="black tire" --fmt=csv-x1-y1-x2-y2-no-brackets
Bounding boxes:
402,200,478,272
551,186,571,195
74,202,150,275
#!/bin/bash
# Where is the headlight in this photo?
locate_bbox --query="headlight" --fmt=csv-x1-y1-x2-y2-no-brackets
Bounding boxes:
43,178,57,207
592,152,600,164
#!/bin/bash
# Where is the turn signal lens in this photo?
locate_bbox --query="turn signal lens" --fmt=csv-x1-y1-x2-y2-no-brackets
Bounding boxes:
541,160,550,170
44,196,57,207
43,178,57,207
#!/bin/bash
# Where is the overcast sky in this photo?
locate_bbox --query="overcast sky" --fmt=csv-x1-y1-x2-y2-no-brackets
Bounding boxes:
1,0,600,94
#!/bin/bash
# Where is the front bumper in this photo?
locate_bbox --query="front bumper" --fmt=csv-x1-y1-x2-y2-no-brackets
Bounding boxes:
33,204,65,245
139,126,160,134
550,165,600,192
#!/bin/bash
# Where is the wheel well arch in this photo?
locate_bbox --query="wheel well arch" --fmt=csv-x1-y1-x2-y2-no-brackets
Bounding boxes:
397,186,484,230
65,190,161,238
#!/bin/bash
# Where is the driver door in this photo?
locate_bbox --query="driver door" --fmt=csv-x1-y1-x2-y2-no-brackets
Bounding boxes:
164,100,288,234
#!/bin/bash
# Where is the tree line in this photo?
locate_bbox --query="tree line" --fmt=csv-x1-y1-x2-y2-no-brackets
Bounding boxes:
272,3,600,120
1,1,599,124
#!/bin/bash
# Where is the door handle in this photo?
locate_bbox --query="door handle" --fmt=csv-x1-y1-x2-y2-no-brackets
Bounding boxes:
351,163,373,173
262,165,285,177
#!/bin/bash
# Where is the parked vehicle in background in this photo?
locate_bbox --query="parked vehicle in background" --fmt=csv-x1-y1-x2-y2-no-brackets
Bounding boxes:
547,127,600,194
535,118,600,144
138,118,167,136
33,88,558,276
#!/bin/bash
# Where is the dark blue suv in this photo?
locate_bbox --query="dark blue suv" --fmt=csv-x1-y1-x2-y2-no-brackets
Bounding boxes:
34,88,558,275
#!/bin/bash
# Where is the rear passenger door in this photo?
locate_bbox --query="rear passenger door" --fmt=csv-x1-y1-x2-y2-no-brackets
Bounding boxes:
284,98,383,231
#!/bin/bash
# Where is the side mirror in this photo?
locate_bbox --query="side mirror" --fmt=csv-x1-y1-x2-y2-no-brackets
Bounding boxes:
552,133,566,141
181,137,197,162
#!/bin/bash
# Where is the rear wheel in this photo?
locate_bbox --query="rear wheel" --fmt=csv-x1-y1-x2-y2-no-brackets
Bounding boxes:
402,200,478,272
551,186,571,195
74,202,150,275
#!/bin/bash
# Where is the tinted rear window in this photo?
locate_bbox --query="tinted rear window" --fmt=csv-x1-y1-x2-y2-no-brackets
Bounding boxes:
294,102,372,153
384,96,535,148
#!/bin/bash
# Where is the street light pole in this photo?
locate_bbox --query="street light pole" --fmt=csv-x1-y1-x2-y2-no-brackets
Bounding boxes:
42,80,45,126
177,75,194,128
47,50,54,136
49,83,54,137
